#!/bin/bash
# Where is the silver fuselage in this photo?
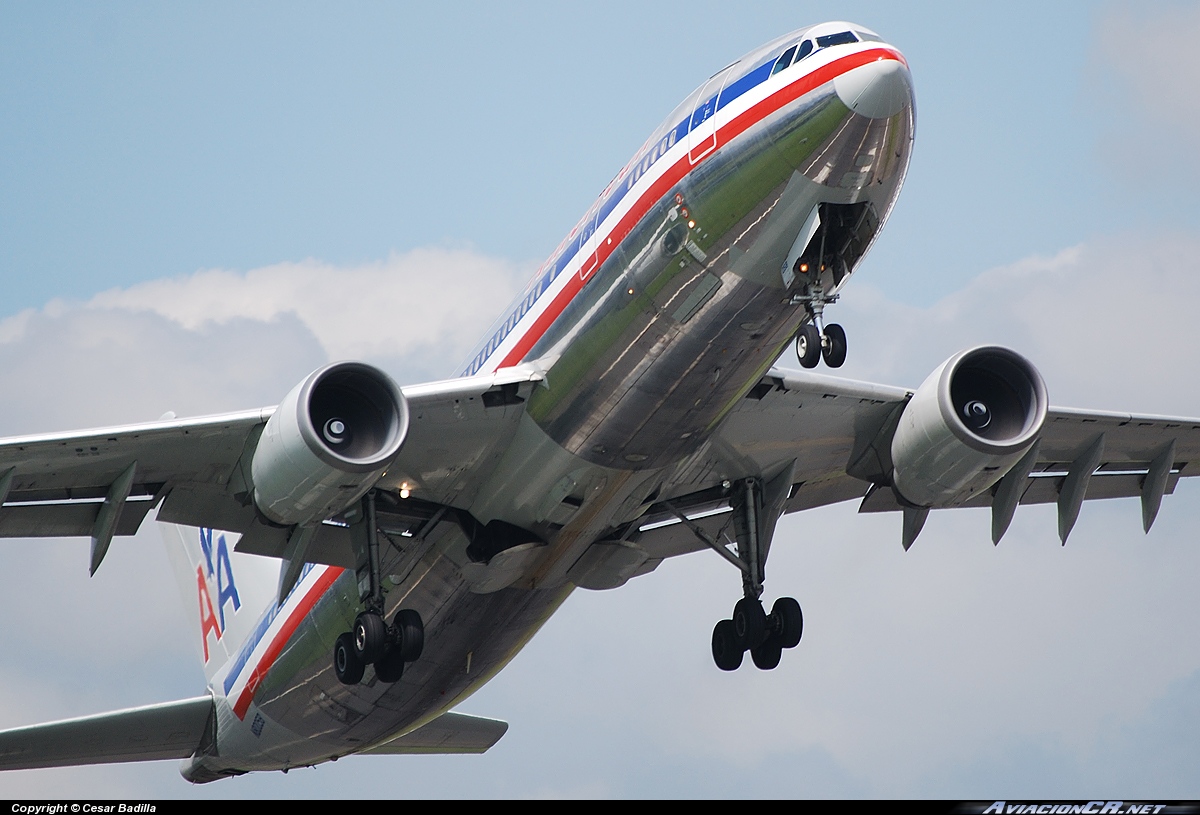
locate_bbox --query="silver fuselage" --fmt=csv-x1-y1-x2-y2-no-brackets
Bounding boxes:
191,22,915,776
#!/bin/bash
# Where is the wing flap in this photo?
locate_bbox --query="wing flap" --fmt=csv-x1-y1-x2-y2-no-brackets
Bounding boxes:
859,472,1182,513
0,498,155,537
0,695,213,770
359,711,508,755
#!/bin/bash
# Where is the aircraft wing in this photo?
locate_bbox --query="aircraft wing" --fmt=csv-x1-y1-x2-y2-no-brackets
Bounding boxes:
0,367,541,570
631,366,1200,559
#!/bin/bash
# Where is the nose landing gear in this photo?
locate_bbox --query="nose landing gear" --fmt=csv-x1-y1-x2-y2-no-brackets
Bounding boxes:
792,282,846,369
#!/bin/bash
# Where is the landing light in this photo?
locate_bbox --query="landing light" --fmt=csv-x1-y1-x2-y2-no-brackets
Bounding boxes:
399,483,411,499
687,220,696,229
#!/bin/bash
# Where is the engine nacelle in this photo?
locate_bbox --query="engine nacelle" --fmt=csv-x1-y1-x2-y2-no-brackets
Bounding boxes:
891,346,1048,508
251,361,409,526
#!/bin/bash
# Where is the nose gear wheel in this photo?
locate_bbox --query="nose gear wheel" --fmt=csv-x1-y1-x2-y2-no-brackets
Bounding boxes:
792,280,847,369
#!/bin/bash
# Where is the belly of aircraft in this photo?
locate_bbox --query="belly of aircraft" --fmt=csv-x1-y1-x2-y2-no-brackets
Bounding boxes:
526,84,911,471
215,71,913,773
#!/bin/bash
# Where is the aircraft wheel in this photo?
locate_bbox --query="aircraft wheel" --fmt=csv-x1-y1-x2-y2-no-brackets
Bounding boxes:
771,597,804,649
334,633,365,685
353,612,388,664
732,597,767,650
822,323,847,368
712,620,743,671
750,636,783,670
393,609,425,662
795,323,821,369
374,647,405,683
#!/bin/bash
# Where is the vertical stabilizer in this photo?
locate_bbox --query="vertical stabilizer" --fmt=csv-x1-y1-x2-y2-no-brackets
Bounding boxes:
160,522,281,684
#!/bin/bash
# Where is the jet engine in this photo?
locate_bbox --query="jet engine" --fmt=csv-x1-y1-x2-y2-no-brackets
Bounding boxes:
890,346,1047,507
251,361,409,526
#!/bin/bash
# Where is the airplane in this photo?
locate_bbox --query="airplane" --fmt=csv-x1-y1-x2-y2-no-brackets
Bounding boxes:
0,19,1196,784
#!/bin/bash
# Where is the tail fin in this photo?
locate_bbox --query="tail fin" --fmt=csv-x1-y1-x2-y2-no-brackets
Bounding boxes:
160,522,281,684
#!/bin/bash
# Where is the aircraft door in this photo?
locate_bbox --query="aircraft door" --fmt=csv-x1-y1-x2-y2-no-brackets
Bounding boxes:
688,69,729,164
577,204,600,283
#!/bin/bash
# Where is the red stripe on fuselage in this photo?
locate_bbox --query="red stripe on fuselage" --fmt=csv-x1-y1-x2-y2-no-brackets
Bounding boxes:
232,566,345,720
496,47,903,371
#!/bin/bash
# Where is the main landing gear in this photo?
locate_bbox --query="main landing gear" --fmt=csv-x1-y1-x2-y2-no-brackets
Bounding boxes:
712,596,803,671
792,281,846,369
334,608,425,685
333,490,426,685
666,477,804,672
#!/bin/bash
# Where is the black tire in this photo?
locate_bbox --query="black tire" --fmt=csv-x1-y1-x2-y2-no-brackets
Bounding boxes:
751,636,783,670
393,608,425,662
771,597,804,649
795,323,821,369
712,619,743,671
822,323,847,368
334,632,365,685
374,646,405,683
732,597,767,650
353,612,388,664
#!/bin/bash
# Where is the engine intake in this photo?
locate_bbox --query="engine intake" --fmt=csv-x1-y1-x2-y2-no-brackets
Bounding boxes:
251,361,409,526
891,346,1047,508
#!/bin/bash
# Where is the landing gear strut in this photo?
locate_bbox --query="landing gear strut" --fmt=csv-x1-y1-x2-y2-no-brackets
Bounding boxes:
333,491,426,686
666,477,803,671
792,281,846,369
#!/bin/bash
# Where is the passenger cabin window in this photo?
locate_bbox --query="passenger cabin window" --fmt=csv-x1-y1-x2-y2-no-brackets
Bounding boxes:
815,31,859,48
772,44,797,75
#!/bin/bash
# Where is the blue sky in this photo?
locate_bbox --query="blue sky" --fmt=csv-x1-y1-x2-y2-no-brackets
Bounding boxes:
7,1,1196,314
2,0,1200,799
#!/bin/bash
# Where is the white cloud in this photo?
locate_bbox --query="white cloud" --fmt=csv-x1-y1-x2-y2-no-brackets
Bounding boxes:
835,231,1200,415
1089,3,1200,179
84,248,529,379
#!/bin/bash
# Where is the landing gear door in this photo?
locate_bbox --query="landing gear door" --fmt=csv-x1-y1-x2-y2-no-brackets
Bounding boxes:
781,205,822,288
688,69,729,164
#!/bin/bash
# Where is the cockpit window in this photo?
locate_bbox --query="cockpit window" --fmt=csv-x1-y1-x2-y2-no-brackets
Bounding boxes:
815,31,858,48
795,39,814,61
772,44,797,75
855,31,884,43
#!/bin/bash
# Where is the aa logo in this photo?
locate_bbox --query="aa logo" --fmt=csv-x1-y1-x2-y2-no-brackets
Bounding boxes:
196,528,241,662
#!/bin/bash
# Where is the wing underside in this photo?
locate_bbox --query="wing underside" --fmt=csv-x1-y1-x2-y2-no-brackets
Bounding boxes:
627,367,1200,560
0,368,543,570
0,362,1193,569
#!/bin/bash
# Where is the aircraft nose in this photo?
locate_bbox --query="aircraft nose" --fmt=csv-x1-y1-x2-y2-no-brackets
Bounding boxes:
834,56,912,119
